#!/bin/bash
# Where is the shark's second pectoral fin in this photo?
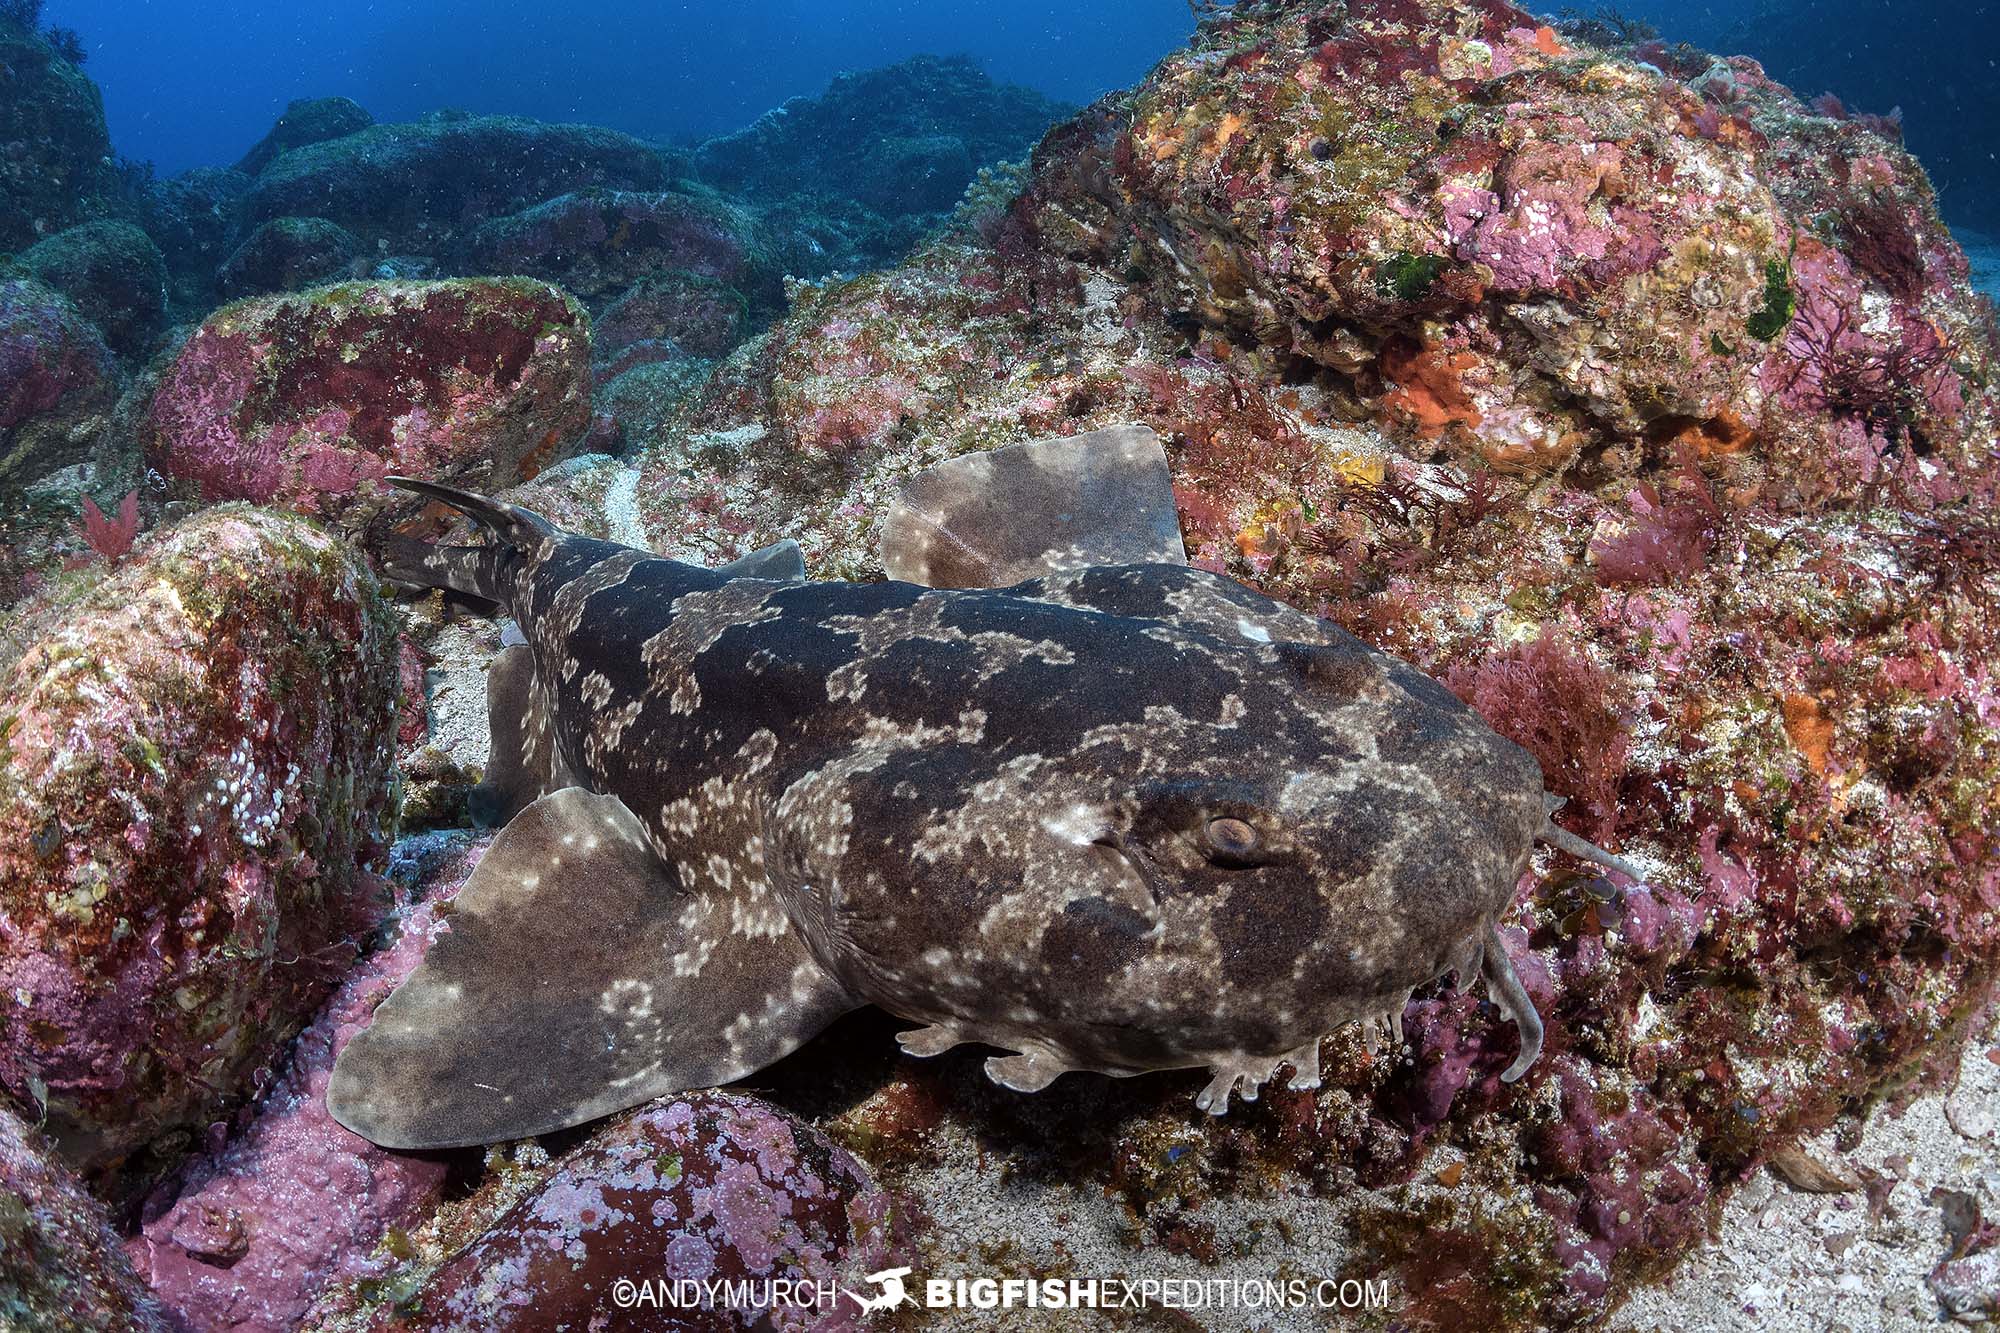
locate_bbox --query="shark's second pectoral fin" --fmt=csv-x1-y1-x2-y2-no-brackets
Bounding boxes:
467,644,571,828
327,788,856,1150
715,538,807,582
880,423,1188,589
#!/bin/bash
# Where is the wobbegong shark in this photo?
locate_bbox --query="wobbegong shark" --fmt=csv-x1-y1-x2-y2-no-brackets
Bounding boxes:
328,424,1636,1149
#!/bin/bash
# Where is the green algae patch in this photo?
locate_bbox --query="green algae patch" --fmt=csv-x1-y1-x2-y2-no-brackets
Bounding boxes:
1376,252,1449,302
1745,256,1796,342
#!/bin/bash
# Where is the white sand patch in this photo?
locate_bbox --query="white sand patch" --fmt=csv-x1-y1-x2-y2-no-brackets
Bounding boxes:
1611,1006,2000,1331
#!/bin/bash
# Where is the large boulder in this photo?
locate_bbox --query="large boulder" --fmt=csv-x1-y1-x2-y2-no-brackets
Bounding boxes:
0,506,401,1185
0,1110,169,1332
693,54,1068,219
0,277,117,492
461,187,779,310
303,1092,903,1331
217,217,363,298
595,271,748,360
145,278,592,534
596,357,715,449
236,96,376,178
567,2,2000,1325
0,21,116,250
16,220,171,357
240,113,667,254
1087,2,1990,507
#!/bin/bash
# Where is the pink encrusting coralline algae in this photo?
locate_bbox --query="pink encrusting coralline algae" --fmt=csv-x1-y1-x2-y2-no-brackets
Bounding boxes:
144,279,593,534
127,839,489,1333
0,506,402,1188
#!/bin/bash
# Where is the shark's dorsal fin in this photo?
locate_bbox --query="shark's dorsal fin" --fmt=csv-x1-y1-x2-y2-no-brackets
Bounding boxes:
880,424,1188,589
327,788,856,1149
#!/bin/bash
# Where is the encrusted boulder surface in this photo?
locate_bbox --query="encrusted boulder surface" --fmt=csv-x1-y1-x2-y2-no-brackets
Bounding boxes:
0,276,118,492
134,167,255,314
0,506,400,1186
0,20,116,251
128,836,488,1333
460,187,780,311
16,220,172,357
236,97,377,178
146,278,592,532
299,1091,902,1332
0,1109,170,1333
218,217,364,299
593,271,750,361
694,54,1067,221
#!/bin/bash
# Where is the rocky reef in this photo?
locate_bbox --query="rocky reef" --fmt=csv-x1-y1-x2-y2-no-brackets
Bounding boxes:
127,837,484,1332
1,507,401,1189
305,1090,903,1331
692,54,1073,269
1,1,1995,1327
0,1110,169,1332
0,10,120,251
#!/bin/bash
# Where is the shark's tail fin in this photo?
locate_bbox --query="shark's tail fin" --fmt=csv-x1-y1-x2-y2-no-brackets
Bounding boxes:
376,477,556,604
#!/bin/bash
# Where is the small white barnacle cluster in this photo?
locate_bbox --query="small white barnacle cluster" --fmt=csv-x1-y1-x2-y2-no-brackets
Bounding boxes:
207,736,293,849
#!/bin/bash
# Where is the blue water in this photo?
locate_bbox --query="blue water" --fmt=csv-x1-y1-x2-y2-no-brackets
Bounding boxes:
42,0,1996,231
45,0,1195,173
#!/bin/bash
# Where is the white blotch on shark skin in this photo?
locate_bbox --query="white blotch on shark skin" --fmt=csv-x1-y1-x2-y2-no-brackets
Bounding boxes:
1236,618,1273,643
599,979,655,1020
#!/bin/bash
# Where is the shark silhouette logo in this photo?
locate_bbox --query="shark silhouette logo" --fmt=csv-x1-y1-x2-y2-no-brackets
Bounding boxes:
844,1267,915,1315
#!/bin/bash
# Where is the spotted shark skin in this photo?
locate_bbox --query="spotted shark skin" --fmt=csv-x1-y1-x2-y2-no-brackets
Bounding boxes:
329,426,1580,1150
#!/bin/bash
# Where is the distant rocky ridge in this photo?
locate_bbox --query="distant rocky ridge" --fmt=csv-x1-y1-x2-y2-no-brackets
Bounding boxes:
0,46,1069,602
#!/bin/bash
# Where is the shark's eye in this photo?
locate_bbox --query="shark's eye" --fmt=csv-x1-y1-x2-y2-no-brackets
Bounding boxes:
1204,817,1259,861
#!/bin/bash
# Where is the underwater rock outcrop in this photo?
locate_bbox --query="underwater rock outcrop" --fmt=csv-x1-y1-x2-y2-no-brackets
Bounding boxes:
595,271,749,361
0,276,117,492
146,278,593,532
694,54,1068,222
584,0,2000,1323
133,166,254,315
217,217,364,299
0,16,117,251
239,113,667,256
235,97,376,178
0,1110,170,1333
461,187,781,312
304,1091,902,1332
0,506,400,1185
15,220,171,358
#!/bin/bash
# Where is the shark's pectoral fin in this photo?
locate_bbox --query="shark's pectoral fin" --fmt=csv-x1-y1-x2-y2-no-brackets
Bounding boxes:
467,644,570,828
327,788,856,1150
880,423,1188,589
